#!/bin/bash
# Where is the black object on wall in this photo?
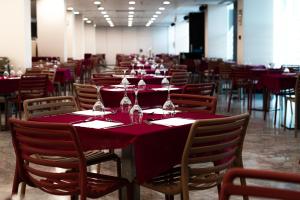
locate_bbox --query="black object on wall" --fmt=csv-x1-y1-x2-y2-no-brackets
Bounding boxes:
189,12,205,56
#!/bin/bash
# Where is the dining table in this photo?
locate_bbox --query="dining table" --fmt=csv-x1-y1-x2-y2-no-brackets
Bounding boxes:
30,109,224,200
112,74,170,85
100,84,182,108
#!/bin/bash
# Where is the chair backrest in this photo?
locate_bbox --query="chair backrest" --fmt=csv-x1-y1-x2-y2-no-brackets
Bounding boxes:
91,77,121,86
73,83,98,110
181,113,250,199
41,69,56,82
9,118,86,197
18,75,48,101
25,68,42,75
23,96,78,120
182,83,215,96
114,67,129,75
120,61,132,68
219,62,232,80
220,168,300,200
170,93,217,114
170,72,189,86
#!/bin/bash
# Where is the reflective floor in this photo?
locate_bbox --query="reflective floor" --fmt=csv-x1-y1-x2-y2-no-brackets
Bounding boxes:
1,91,300,200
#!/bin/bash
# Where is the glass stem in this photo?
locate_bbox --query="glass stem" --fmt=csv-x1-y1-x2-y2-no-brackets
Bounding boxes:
134,92,138,105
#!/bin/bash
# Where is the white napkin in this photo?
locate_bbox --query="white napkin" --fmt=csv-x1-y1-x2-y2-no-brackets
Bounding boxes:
143,108,181,115
73,120,123,129
112,74,135,78
72,110,112,116
112,84,135,88
150,117,196,127
152,87,180,91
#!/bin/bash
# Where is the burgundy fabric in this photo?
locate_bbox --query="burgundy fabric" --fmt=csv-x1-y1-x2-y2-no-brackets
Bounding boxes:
0,77,19,94
101,84,181,108
55,68,73,84
126,75,168,85
260,73,297,93
30,111,223,183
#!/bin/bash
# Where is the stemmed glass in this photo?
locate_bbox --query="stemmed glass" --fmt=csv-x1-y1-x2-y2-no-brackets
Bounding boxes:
130,63,136,75
121,69,130,85
162,86,175,118
155,66,161,76
161,68,169,87
138,74,146,90
120,85,132,113
129,88,143,124
92,85,105,117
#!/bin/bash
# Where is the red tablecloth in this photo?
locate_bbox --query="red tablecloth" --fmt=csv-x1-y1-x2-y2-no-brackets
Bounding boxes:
260,73,297,93
30,111,223,183
55,68,73,84
101,84,182,108
113,74,169,85
0,77,20,94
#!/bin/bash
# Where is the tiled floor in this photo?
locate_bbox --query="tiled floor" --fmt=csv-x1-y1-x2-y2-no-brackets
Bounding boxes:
1,91,300,199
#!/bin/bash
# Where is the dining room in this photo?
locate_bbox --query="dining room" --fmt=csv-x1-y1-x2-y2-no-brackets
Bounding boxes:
1,0,300,200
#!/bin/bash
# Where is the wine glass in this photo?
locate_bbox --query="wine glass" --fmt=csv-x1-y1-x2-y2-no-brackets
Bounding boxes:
138,75,146,90
130,63,136,75
162,86,175,118
121,69,130,85
129,88,143,124
92,85,105,117
155,67,161,76
120,85,132,113
161,69,169,87
3,71,9,78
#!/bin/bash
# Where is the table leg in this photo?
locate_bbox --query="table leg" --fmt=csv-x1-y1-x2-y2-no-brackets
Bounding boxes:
121,145,140,200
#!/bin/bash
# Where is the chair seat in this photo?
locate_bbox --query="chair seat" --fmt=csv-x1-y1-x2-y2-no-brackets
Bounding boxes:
86,172,128,198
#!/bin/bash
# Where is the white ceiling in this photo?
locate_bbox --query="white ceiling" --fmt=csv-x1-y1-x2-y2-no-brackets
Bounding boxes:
65,0,234,27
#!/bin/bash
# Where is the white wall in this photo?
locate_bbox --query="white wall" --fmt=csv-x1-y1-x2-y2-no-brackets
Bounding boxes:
37,0,67,61
168,15,189,55
243,0,274,64
66,12,75,59
0,0,31,69
85,24,96,55
96,27,169,65
74,14,85,59
207,5,231,59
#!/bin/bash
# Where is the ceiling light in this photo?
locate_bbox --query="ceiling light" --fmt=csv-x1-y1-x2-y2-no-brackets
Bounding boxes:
86,20,92,23
156,11,162,14
128,14,134,18
101,11,107,14
128,11,135,14
128,7,135,10
67,7,73,11
73,11,80,15
151,18,156,21
159,7,165,10
104,15,109,18
83,17,88,21
163,1,170,5
94,24,97,27
153,15,158,18
94,1,101,5
129,1,136,5
98,6,104,10
106,18,111,21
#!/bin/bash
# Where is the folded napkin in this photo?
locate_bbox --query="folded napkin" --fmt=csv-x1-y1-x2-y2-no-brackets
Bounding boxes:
73,120,123,129
143,108,180,115
150,117,196,127
152,87,180,91
72,110,112,116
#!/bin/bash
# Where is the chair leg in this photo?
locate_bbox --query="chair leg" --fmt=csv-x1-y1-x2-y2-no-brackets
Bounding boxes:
116,157,122,200
227,87,233,112
284,98,288,131
274,95,278,126
125,183,133,200
20,183,26,199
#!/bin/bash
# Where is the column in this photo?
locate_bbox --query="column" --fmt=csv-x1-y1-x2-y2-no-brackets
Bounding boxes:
84,24,96,54
0,0,32,69
36,0,67,62
74,14,85,59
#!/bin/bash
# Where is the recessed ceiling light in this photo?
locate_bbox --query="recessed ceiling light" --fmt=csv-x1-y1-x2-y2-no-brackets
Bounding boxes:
163,1,170,5
67,7,73,11
151,18,156,21
129,1,136,5
101,11,107,14
159,7,165,10
106,18,111,21
94,1,101,5
94,24,97,27
153,15,158,18
128,14,134,18
128,11,135,14
104,15,109,18
98,6,104,10
156,11,162,14
83,17,88,21
73,11,80,15
86,20,92,23
128,7,135,10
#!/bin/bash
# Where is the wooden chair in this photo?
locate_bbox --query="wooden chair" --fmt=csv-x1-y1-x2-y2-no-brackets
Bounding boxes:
142,113,250,200
22,96,122,197
73,83,99,110
25,68,42,75
120,61,132,68
182,83,215,96
16,75,49,118
92,77,121,86
220,168,300,200
9,118,132,200
170,72,189,86
284,74,300,137
23,96,78,120
170,93,217,114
